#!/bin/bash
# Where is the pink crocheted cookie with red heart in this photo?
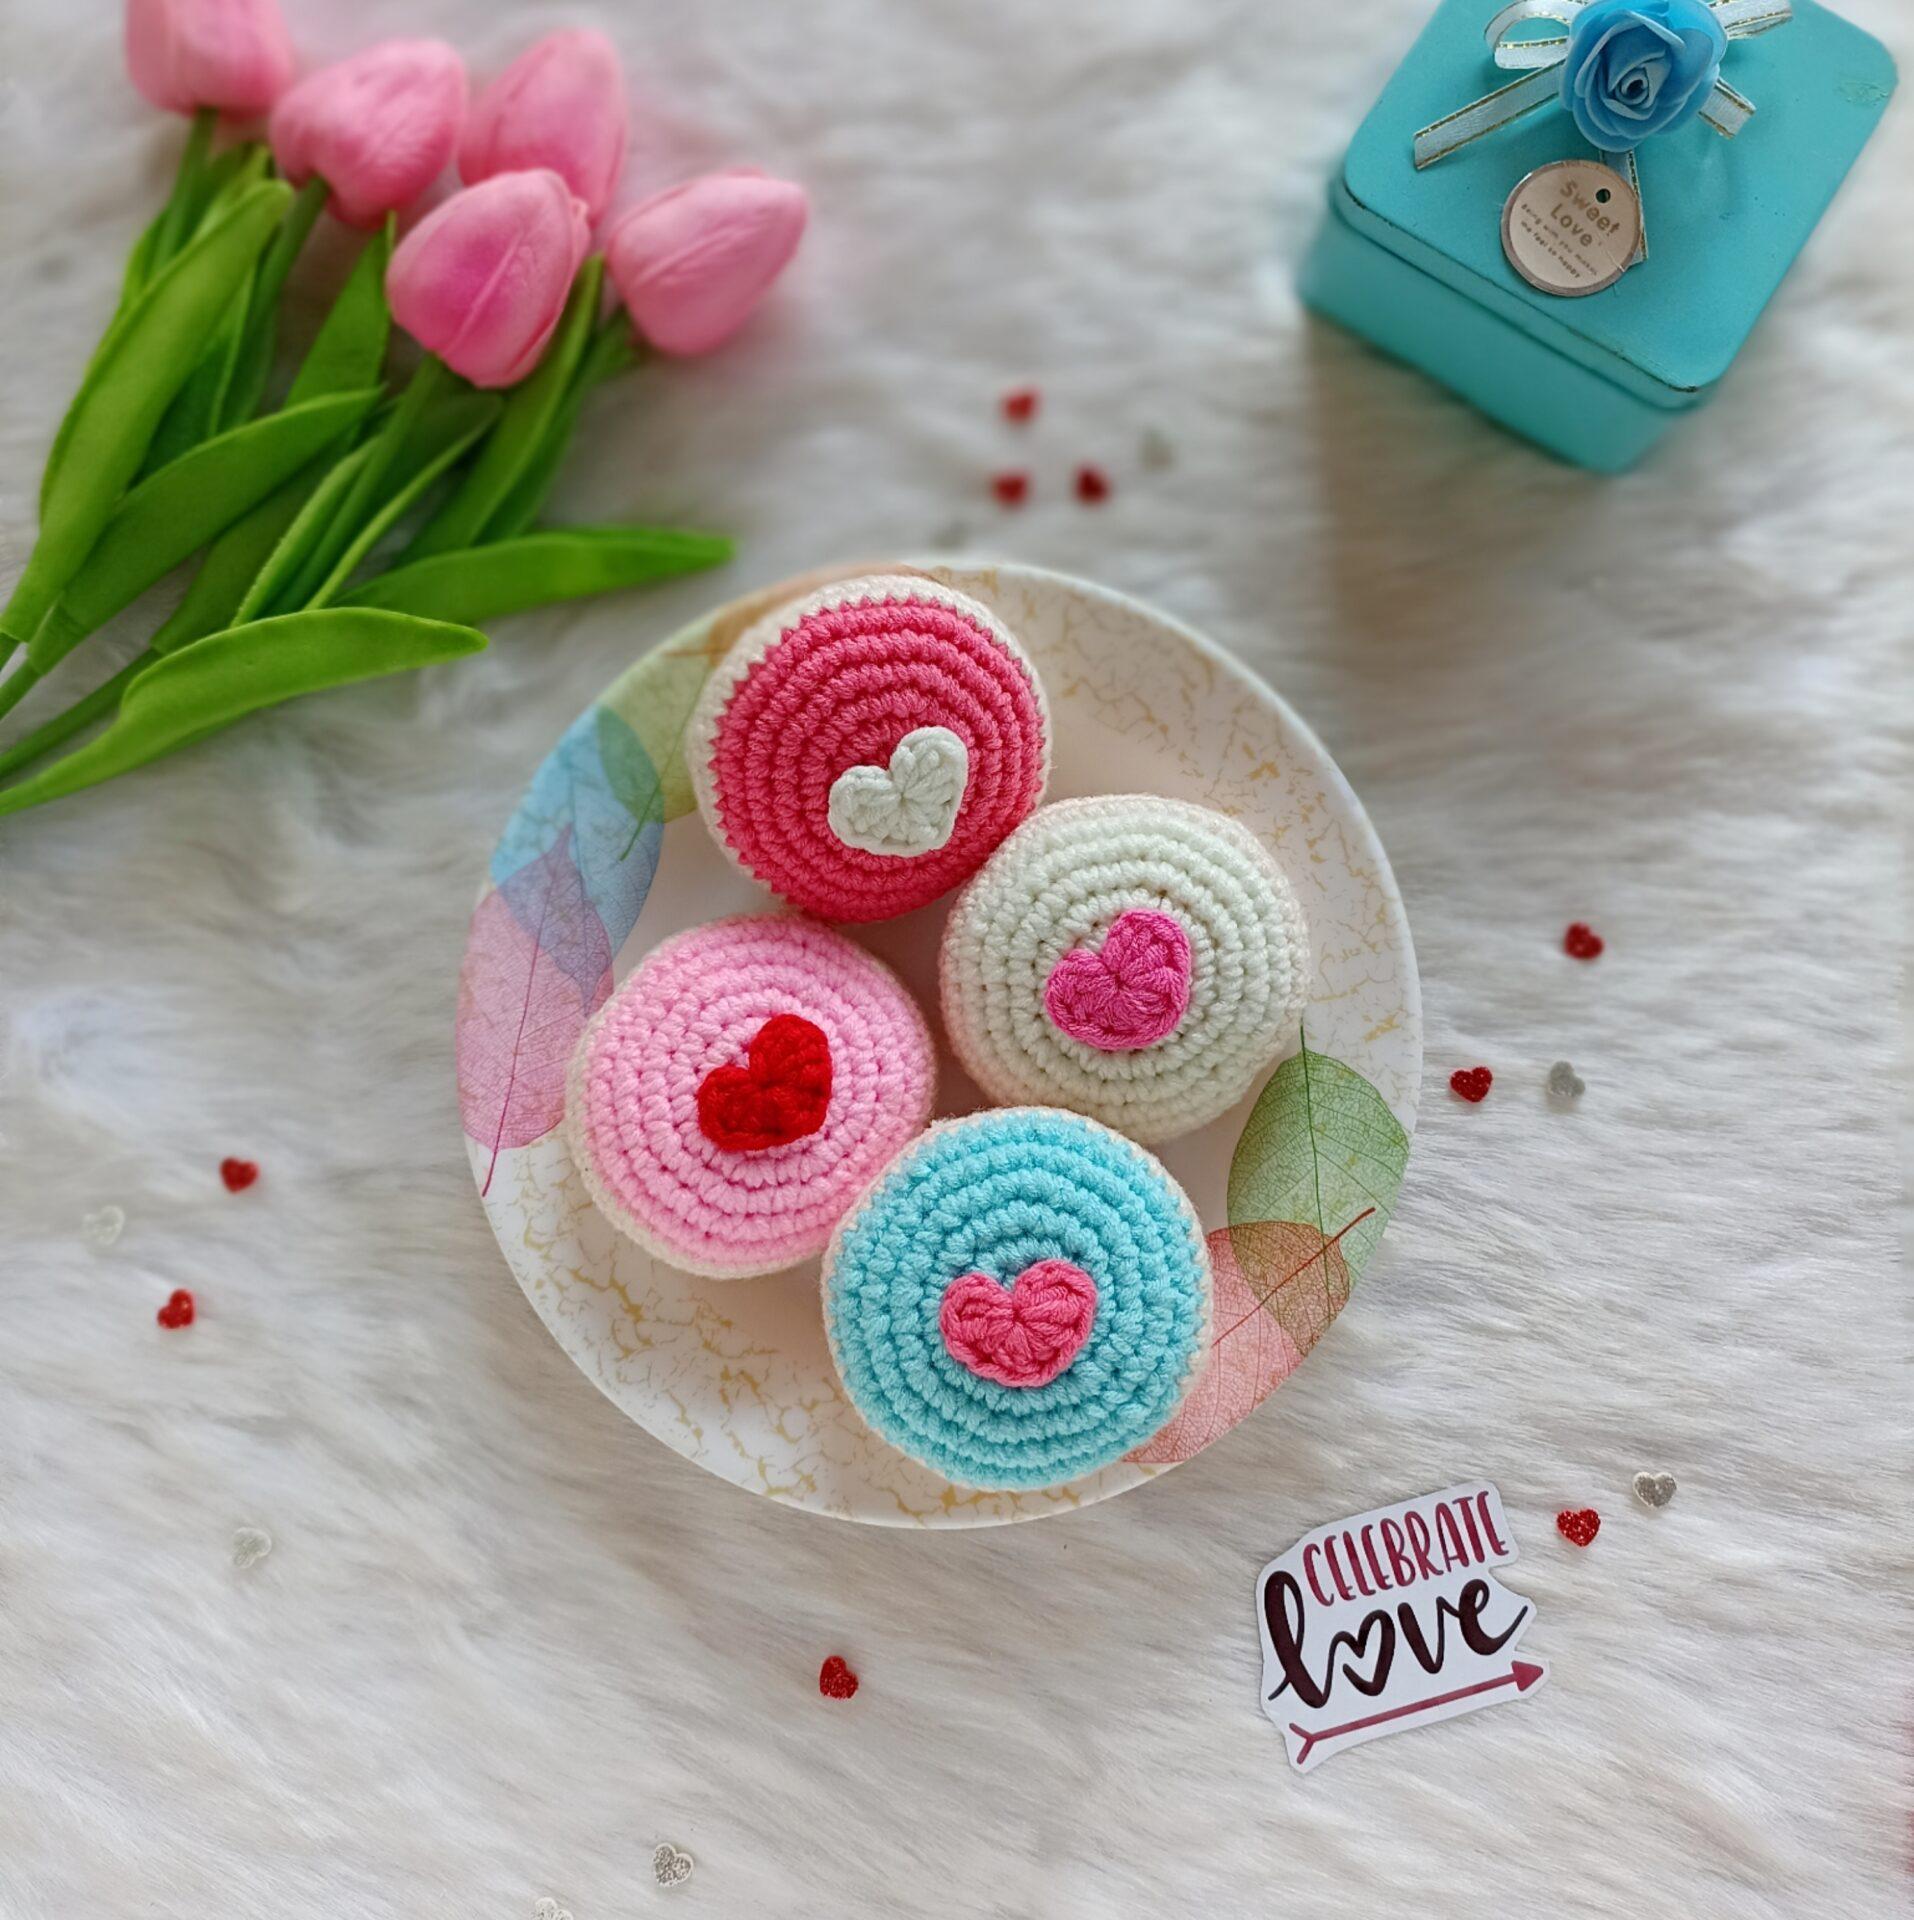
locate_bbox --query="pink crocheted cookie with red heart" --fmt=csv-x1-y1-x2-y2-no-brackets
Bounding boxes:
566,915,935,1278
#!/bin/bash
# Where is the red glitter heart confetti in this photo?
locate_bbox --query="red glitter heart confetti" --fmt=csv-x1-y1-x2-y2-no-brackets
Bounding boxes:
818,1655,859,1700
157,1288,196,1329
1556,1507,1601,1547
1075,463,1111,504
219,1157,259,1192
1449,1066,1493,1103
1563,923,1605,961
1001,386,1039,423
990,471,1029,507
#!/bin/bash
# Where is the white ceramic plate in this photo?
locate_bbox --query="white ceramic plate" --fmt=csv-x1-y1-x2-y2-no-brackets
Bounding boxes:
457,562,1421,1526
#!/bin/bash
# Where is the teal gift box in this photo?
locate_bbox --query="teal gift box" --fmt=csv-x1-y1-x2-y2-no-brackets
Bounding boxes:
1300,0,1896,469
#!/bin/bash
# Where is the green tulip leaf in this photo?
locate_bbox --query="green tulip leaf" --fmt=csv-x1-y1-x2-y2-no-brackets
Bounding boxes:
342,526,733,625
0,179,291,647
28,388,382,673
0,609,485,820
286,217,395,408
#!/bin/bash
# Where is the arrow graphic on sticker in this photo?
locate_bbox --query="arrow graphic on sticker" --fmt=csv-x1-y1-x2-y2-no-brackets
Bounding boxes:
1289,1660,1548,1767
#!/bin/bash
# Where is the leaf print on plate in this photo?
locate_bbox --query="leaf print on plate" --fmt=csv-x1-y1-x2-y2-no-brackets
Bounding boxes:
1226,1031,1410,1292
457,827,613,1192
1128,1220,1349,1465
490,705,662,959
1128,1035,1411,1465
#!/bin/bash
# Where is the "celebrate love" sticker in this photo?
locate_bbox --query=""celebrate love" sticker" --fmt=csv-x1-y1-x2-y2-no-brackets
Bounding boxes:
1501,159,1641,297
1256,1482,1549,1773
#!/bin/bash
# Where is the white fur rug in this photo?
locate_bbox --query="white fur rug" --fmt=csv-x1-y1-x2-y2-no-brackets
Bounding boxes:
1,3,1908,1916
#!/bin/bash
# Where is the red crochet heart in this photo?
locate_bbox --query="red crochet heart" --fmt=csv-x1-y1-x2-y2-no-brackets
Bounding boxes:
1450,1066,1493,1103
1556,1507,1601,1548
1564,922,1605,961
940,1259,1100,1388
156,1288,196,1330
819,1655,860,1700
220,1157,259,1192
697,1015,833,1152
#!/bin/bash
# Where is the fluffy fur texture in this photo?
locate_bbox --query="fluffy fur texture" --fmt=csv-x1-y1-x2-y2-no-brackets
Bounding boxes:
0,2,1907,1916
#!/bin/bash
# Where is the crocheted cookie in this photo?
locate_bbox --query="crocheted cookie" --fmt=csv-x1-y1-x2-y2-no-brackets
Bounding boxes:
939,795,1310,1143
823,1108,1212,1489
566,916,935,1279
687,574,1050,922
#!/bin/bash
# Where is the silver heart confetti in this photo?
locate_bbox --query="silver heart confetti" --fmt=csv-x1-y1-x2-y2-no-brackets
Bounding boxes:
1547,1060,1585,1100
652,1843,695,1889
231,1526,274,1570
534,1900,573,1920
1632,1471,1676,1509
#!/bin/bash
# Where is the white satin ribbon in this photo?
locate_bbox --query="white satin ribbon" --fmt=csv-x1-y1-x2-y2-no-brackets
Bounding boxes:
1413,0,1792,171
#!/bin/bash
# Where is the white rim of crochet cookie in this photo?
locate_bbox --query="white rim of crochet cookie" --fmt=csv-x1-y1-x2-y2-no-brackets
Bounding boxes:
821,1108,1214,1491
565,914,936,1279
939,795,1310,1144
685,574,1052,922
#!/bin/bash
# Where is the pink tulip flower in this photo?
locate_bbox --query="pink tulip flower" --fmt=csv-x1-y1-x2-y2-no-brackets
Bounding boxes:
605,169,808,356
387,170,590,389
459,29,628,226
270,39,467,229
125,0,295,117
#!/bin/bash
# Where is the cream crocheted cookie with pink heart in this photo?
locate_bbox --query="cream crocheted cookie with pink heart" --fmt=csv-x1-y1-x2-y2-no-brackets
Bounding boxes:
939,795,1310,1143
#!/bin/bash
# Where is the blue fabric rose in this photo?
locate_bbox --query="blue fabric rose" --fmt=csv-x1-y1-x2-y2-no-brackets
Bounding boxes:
1562,0,1728,152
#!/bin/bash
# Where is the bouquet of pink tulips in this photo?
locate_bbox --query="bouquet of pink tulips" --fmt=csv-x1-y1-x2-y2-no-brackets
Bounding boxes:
0,2,809,818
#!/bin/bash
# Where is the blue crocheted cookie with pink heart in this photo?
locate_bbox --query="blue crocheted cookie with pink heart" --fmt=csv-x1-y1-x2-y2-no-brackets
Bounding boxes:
821,1106,1212,1489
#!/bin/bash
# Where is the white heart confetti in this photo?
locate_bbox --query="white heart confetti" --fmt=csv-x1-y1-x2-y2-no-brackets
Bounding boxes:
533,1899,573,1920
1632,1471,1676,1509
827,726,968,857
231,1526,274,1570
652,1843,695,1889
81,1204,126,1248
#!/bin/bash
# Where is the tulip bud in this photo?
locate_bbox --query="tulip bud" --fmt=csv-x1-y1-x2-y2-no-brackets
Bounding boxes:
605,169,808,357
125,0,296,117
269,39,467,230
387,170,590,389
459,29,628,226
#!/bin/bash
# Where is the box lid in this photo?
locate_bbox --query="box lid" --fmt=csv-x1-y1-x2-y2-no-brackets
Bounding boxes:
1341,0,1896,396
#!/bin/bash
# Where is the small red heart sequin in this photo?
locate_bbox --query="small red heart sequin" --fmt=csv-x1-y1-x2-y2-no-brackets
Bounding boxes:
819,1655,859,1700
697,1015,833,1152
157,1289,196,1329
219,1157,259,1192
1556,1508,1601,1547
1001,386,1039,423
1075,463,1111,504
991,471,1030,507
1564,922,1605,961
1450,1066,1493,1103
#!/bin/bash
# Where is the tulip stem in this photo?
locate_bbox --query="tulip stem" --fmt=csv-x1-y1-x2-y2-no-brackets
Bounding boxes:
0,650,154,784
154,108,219,269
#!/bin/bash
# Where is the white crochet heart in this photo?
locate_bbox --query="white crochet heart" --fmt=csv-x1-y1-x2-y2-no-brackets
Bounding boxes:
826,725,969,857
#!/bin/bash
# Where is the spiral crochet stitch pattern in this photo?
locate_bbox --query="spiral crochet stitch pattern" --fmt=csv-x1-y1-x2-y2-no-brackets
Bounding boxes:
566,916,935,1279
687,574,1050,922
939,795,1310,1143
822,1108,1212,1490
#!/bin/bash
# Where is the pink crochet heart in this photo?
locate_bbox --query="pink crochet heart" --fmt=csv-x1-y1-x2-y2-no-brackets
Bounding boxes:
939,1259,1099,1388
1043,908,1192,1051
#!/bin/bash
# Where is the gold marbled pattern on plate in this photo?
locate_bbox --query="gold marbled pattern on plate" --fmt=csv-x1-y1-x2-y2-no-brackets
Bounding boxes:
465,563,1421,1527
